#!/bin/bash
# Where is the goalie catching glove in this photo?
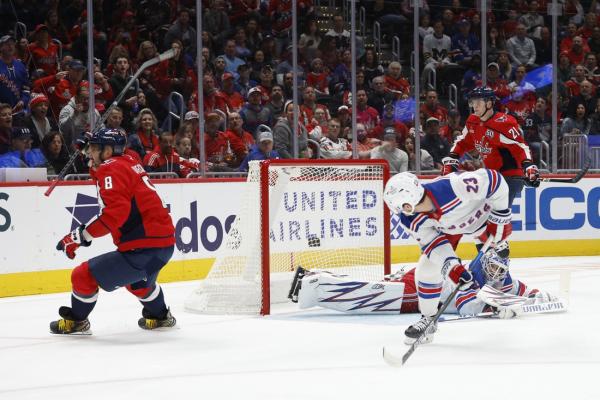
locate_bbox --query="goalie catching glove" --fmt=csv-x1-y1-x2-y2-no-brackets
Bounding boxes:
56,224,92,259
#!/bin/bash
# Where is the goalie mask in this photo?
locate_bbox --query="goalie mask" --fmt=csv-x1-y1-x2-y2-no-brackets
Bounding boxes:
383,172,425,216
482,249,509,283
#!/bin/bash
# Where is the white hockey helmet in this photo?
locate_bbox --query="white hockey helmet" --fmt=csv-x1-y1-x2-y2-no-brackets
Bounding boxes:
482,249,510,283
383,172,425,215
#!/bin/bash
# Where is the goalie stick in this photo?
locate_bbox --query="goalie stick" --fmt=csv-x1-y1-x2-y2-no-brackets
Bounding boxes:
383,236,493,367
438,300,568,322
44,48,178,197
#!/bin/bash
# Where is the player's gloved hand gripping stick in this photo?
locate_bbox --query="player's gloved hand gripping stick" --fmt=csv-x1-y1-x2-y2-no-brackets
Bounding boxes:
44,48,178,197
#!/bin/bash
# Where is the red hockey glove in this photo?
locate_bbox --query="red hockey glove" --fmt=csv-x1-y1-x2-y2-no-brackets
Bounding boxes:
441,155,460,176
478,209,512,244
57,225,92,259
447,263,474,290
523,162,540,188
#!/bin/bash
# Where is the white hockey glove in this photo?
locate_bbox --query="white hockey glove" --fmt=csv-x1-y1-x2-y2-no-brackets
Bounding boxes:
526,290,558,304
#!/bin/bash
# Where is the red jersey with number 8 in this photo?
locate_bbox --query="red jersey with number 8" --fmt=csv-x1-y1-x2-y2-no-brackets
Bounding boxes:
451,112,532,177
86,154,175,251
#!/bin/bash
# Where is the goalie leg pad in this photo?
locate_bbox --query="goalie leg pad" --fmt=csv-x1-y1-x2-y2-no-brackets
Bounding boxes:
297,272,408,314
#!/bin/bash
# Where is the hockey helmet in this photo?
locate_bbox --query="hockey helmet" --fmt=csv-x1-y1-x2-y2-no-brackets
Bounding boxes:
89,127,126,155
383,172,425,216
482,248,509,283
468,86,496,102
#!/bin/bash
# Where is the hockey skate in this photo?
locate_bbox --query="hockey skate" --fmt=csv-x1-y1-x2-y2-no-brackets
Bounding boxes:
49,306,91,335
138,308,176,330
404,315,437,345
288,266,307,303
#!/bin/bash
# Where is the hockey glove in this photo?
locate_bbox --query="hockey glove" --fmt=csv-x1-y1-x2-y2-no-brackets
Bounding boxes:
522,162,540,188
447,264,474,291
478,209,512,244
57,225,92,259
527,290,558,304
441,155,460,176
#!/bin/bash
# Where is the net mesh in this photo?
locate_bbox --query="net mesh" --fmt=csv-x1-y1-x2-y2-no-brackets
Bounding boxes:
185,161,388,314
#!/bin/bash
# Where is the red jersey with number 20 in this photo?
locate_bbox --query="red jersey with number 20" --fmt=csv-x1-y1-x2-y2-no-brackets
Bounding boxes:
86,154,175,251
451,112,532,177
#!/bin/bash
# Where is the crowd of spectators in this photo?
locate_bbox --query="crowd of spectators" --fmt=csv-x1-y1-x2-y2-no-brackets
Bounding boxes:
0,0,599,177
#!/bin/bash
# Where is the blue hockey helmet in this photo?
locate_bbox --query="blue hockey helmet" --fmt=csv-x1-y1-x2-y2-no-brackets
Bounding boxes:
482,248,509,283
89,127,126,155
468,86,496,102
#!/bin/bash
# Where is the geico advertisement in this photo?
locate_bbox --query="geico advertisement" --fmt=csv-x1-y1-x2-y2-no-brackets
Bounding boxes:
0,178,599,274
390,178,600,244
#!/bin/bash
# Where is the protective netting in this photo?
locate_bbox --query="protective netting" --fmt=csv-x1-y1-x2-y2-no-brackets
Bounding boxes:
185,161,389,314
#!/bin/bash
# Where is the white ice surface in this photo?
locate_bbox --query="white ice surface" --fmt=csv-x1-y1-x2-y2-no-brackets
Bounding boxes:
1,256,599,400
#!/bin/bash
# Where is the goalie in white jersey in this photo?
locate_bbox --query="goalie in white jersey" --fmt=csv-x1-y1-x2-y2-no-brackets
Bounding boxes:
383,169,513,344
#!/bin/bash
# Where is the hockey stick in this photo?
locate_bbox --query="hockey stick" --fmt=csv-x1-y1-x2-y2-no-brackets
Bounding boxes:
383,236,493,367
44,48,178,197
517,156,592,185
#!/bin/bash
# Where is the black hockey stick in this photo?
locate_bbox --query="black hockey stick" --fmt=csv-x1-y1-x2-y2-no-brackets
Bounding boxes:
383,236,493,367
44,48,177,197
517,156,592,185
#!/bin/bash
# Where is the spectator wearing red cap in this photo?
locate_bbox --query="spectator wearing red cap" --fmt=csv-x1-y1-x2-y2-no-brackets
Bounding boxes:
221,73,245,112
223,112,255,167
27,25,59,77
24,93,54,148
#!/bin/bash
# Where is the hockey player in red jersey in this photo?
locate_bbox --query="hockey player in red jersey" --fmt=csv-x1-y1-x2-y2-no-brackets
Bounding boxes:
50,128,176,334
441,87,540,207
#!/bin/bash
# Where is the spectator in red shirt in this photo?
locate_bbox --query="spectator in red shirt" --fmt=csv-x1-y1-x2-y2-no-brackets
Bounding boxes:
256,66,275,105
223,112,255,167
566,64,589,97
420,90,449,125
384,62,410,99
143,131,198,178
476,63,511,102
204,112,230,168
300,86,330,126
560,23,584,52
188,74,228,116
306,58,329,96
566,36,589,66
440,109,463,143
27,25,59,77
371,103,409,145
356,89,380,133
221,73,245,112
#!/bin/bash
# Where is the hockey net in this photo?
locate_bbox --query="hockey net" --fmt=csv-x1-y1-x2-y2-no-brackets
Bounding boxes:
185,159,391,315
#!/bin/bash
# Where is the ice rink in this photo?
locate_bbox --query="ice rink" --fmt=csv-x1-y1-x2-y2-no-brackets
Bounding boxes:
1,256,599,400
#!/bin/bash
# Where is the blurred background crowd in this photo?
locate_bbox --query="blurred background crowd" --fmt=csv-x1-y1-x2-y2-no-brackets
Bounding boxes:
0,0,598,178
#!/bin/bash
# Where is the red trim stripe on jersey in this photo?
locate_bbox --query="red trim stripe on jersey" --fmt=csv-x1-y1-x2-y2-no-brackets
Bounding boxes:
486,169,501,198
502,283,513,293
410,213,428,232
417,281,443,299
423,235,450,256
441,197,462,214
516,281,527,296
456,290,478,310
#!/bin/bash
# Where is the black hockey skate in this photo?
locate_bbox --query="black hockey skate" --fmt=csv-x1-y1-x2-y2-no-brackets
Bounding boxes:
288,266,307,303
138,308,176,330
404,315,437,345
49,306,91,335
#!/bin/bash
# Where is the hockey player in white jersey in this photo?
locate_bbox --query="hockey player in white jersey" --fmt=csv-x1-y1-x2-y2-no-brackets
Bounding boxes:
382,169,512,344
